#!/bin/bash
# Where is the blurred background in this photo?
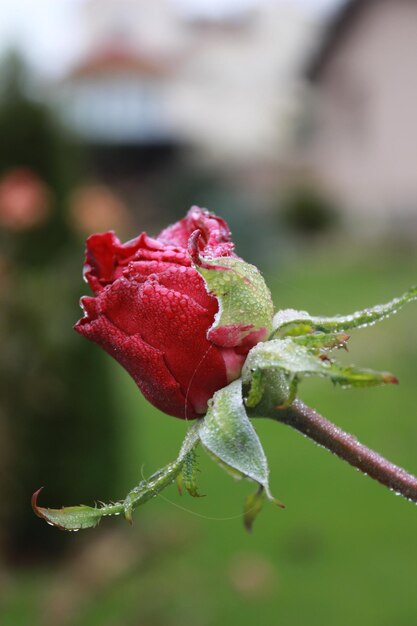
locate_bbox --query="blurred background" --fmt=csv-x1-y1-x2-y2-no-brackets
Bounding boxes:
1,0,417,624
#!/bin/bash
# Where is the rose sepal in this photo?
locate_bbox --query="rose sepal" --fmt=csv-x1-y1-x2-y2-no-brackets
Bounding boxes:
32,423,201,531
272,285,417,338
199,379,284,523
189,230,274,349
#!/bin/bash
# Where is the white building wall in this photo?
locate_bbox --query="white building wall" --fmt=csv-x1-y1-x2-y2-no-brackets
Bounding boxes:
169,4,316,163
311,0,417,230
75,0,316,164
80,0,189,58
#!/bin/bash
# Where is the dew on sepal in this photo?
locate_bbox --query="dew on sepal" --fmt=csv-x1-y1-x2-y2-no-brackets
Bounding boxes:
272,286,417,337
190,231,274,346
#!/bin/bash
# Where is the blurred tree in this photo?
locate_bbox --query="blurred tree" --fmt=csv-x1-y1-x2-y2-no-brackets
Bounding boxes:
0,53,81,265
0,53,126,562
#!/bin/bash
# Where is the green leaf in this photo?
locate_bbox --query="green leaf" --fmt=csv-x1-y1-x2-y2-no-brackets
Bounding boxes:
273,286,417,337
199,380,278,502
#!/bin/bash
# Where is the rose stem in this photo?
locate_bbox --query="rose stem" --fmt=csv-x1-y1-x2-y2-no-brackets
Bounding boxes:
271,399,417,503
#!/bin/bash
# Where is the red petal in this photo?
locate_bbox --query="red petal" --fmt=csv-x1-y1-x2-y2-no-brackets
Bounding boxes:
84,231,165,293
75,272,230,418
158,206,234,259
75,305,193,418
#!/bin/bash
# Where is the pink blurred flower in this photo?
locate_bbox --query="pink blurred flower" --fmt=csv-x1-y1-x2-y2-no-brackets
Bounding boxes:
69,184,131,237
0,168,50,231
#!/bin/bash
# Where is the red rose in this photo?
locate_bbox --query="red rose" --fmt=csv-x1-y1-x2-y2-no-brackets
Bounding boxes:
75,207,269,419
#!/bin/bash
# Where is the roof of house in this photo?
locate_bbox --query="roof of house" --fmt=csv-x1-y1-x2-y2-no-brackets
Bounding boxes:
69,46,169,79
306,0,375,81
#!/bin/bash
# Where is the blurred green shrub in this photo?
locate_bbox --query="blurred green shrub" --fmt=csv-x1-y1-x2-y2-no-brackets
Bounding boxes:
279,184,339,237
0,53,127,561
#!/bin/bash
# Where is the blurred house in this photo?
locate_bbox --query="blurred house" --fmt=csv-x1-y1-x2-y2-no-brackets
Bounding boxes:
56,0,315,182
61,46,179,180
305,0,417,236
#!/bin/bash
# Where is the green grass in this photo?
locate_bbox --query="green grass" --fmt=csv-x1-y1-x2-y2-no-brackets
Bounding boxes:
3,251,417,626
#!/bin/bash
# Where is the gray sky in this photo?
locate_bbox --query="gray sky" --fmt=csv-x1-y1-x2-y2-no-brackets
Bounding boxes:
0,0,343,76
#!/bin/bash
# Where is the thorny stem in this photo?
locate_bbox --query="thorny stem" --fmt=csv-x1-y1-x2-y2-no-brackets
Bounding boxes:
272,399,417,503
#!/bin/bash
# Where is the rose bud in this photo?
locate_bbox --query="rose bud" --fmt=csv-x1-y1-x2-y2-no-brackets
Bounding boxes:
75,207,273,419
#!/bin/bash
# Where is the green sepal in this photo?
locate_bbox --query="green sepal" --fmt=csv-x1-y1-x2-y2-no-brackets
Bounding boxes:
243,484,285,532
244,368,266,408
292,332,350,354
273,286,417,338
32,488,106,531
181,448,204,498
243,486,266,533
204,447,247,480
189,233,274,346
123,465,180,524
199,379,279,503
122,423,200,521
33,423,201,531
243,338,398,410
